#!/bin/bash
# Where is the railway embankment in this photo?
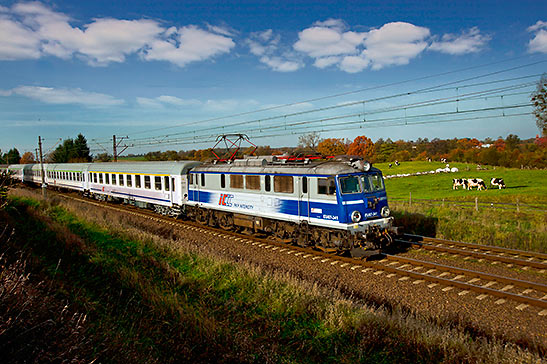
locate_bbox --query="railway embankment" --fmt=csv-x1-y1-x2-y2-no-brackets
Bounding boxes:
1,187,545,363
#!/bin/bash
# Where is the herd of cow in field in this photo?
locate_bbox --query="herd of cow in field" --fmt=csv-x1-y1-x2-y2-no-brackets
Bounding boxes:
452,177,506,191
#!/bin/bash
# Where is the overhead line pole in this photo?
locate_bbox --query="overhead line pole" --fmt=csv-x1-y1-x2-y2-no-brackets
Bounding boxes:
38,136,46,198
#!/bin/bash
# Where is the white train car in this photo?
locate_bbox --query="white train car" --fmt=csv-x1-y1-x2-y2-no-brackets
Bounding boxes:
85,161,200,215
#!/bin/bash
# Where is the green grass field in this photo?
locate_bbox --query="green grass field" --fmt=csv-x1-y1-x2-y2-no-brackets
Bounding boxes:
376,161,547,205
375,161,546,251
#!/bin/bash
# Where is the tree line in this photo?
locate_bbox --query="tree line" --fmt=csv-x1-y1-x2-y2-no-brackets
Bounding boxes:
2,133,546,169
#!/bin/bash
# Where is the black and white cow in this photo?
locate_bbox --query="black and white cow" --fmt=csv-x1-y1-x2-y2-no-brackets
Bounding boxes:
490,178,506,189
452,178,468,190
467,178,487,191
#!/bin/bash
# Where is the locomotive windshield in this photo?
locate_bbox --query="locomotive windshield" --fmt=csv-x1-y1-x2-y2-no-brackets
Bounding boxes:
360,173,385,193
339,176,361,194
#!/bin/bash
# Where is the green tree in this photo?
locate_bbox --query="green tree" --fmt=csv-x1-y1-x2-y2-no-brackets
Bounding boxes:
52,134,91,162
5,148,21,164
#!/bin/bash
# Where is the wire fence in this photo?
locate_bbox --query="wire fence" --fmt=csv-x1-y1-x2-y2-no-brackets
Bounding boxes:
390,192,547,213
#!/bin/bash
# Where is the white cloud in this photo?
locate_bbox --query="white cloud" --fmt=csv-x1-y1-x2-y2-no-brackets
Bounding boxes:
137,95,202,108
293,20,429,72
246,29,303,72
429,27,490,55
293,19,365,58
0,1,235,66
527,20,547,54
142,25,235,66
0,14,42,60
362,22,430,70
4,86,124,106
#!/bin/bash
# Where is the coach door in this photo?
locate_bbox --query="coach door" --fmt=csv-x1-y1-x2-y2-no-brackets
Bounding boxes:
297,176,310,222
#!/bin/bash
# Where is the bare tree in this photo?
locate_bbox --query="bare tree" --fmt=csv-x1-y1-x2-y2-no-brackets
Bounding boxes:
531,74,547,137
297,132,321,153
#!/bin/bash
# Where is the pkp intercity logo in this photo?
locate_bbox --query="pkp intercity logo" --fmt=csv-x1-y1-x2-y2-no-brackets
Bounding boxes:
218,193,234,207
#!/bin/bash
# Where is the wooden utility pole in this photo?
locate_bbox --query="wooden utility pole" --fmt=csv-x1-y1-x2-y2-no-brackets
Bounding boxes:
38,136,46,197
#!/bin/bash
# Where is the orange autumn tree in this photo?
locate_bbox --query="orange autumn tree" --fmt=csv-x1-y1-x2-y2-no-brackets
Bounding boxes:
316,138,350,156
347,135,374,160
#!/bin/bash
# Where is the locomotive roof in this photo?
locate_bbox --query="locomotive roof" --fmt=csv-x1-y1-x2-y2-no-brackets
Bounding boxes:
193,159,381,176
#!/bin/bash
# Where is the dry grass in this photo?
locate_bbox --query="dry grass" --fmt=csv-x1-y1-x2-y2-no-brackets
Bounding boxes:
5,187,546,364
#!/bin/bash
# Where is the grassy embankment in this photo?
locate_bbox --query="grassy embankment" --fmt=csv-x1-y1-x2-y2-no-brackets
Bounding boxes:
375,161,547,252
1,190,541,363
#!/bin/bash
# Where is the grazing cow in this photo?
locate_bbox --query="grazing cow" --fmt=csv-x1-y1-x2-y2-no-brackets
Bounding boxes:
467,178,487,191
490,178,506,189
427,158,432,162
441,158,447,163
388,163,392,168
395,160,400,166
452,178,468,190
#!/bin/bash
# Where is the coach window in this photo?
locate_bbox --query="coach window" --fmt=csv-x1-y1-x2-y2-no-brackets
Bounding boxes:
265,175,271,192
220,174,226,188
135,175,141,188
246,175,260,190
144,176,151,189
127,174,132,187
164,176,170,191
274,175,294,194
119,174,124,186
155,176,162,190
318,177,336,195
171,177,175,192
105,173,110,184
93,173,97,183
230,174,243,189
99,173,103,184
112,174,117,185
200,173,205,187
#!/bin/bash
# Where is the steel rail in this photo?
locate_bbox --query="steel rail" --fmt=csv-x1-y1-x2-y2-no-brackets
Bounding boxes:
396,238,547,270
49,189,547,310
381,254,547,292
403,234,547,261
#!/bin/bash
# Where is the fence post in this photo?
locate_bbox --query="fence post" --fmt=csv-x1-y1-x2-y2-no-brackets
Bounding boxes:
409,191,412,207
442,198,445,208
516,198,520,213
475,197,478,212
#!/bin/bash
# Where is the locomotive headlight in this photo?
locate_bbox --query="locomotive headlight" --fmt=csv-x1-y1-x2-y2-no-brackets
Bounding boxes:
381,206,390,218
351,210,362,223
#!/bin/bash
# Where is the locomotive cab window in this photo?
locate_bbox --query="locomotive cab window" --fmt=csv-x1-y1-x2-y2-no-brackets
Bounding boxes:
318,177,336,195
188,173,193,185
340,176,361,194
360,173,384,193
220,174,226,188
274,175,294,194
200,174,205,187
302,177,308,194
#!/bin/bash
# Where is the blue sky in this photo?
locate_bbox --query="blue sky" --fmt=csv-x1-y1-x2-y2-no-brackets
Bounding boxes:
1,0,546,156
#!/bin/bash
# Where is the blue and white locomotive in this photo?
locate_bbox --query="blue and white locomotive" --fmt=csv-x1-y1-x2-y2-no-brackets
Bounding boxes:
3,155,396,256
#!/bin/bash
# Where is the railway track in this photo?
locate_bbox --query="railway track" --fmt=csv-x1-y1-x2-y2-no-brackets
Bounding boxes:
397,234,547,272
49,190,547,315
